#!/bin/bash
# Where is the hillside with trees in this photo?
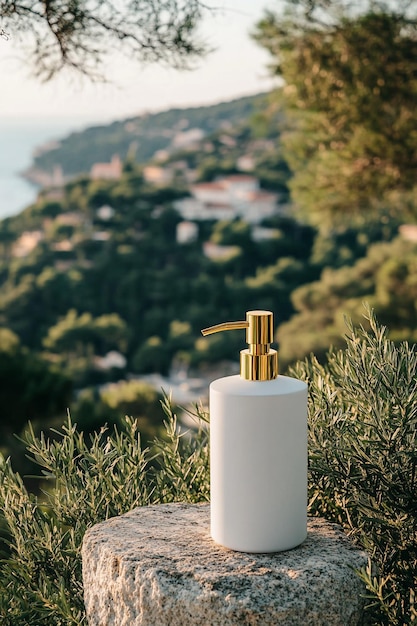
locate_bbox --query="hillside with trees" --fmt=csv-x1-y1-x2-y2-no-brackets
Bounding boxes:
0,160,404,469
28,93,273,178
1,67,415,469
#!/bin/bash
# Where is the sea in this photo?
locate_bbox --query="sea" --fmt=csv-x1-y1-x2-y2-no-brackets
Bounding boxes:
0,117,96,220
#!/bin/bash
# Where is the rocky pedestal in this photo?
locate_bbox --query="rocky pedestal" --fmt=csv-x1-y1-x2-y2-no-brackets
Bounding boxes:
82,503,368,626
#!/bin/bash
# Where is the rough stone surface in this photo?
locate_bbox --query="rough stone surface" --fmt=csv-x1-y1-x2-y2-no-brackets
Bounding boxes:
82,503,368,626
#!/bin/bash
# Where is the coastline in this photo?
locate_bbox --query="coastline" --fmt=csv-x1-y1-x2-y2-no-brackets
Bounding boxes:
0,117,94,219
20,165,56,188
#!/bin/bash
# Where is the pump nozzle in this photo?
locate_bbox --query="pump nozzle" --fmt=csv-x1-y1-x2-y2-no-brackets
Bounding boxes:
201,310,278,381
201,320,248,336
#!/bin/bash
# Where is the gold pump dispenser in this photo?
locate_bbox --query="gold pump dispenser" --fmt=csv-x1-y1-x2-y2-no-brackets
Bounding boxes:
201,310,278,381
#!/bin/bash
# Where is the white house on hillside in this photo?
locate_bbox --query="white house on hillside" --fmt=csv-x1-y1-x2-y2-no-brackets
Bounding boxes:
176,221,199,244
172,128,205,149
90,155,123,180
174,175,278,224
143,165,174,185
12,231,44,257
96,205,115,221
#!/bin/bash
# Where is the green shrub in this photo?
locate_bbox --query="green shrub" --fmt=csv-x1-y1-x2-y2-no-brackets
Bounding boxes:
291,308,417,624
0,312,415,624
0,397,209,625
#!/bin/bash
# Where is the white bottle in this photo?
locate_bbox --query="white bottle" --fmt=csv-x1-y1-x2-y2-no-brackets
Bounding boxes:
202,310,308,553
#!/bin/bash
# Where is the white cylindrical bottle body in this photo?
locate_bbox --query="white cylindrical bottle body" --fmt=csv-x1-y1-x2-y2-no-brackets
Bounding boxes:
210,374,308,552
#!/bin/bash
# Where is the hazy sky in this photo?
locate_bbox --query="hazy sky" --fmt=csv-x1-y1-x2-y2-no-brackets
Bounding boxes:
0,1,278,123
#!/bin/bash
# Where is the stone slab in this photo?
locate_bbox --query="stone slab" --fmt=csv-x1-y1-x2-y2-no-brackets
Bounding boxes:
82,503,368,626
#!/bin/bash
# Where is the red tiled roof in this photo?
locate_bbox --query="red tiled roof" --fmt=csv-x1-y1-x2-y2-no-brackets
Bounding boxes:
192,182,226,191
